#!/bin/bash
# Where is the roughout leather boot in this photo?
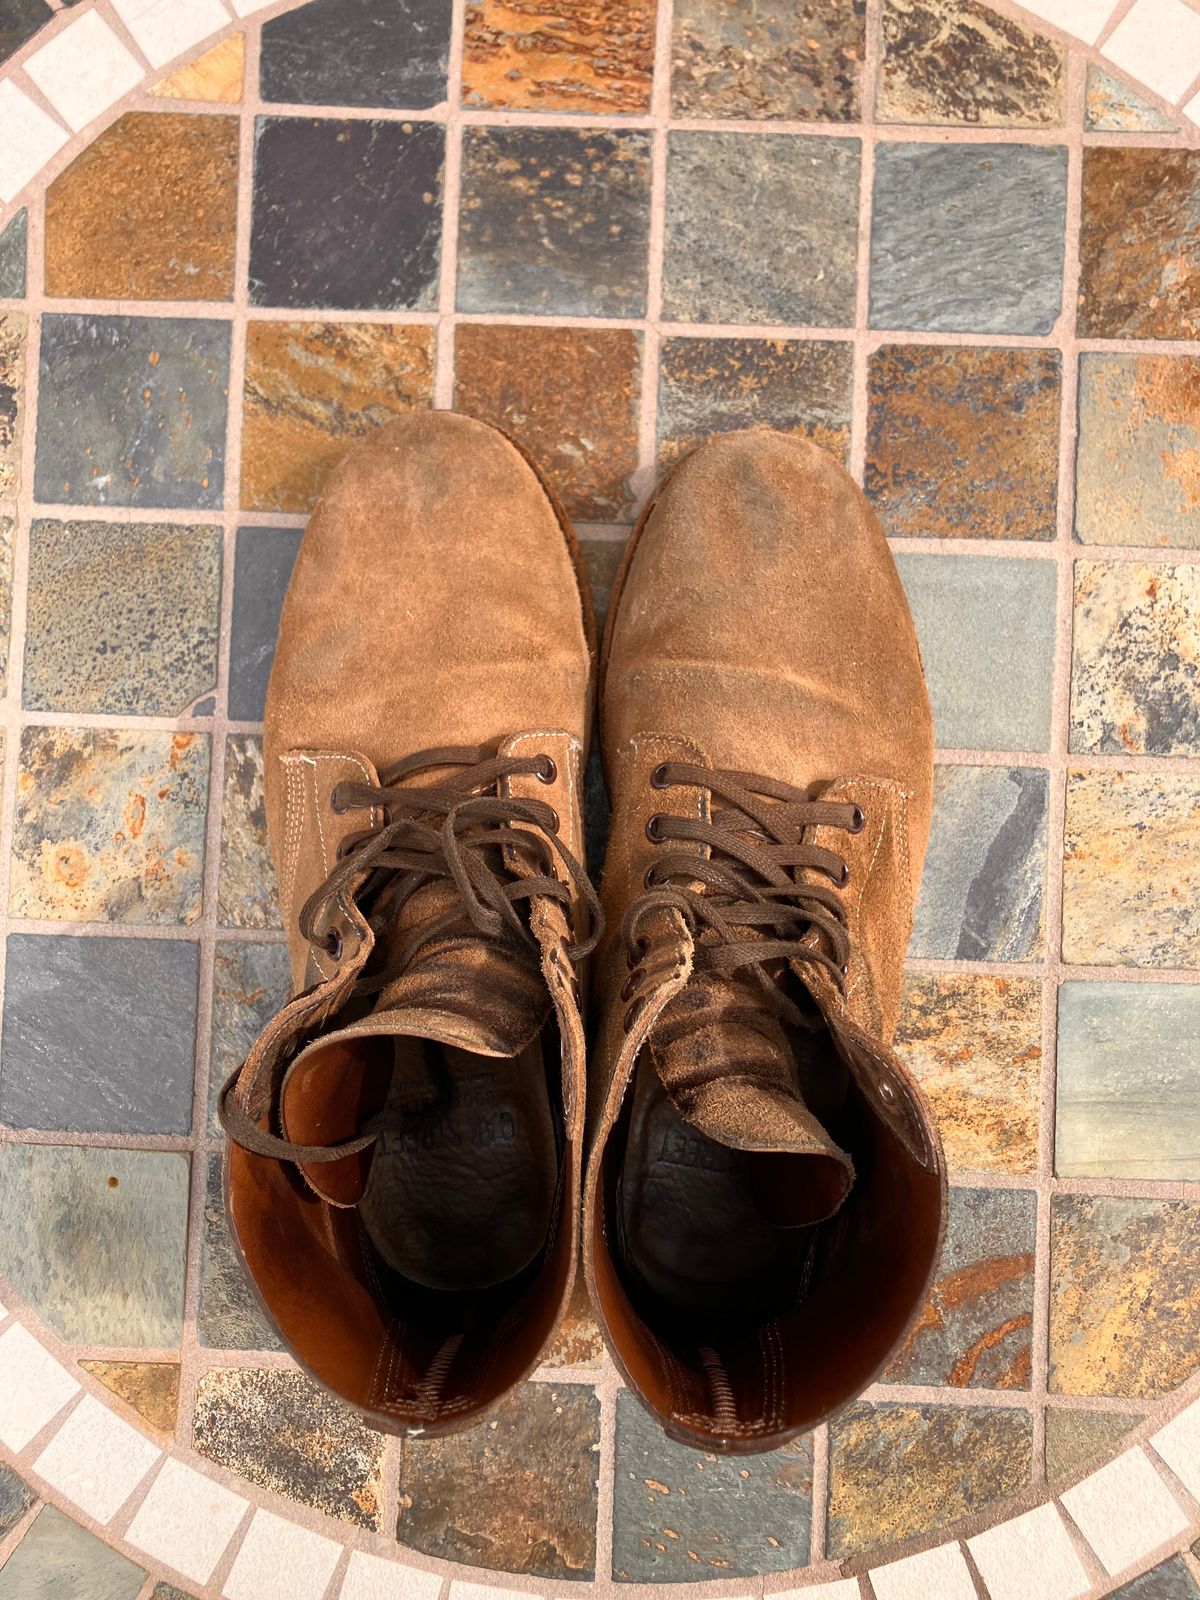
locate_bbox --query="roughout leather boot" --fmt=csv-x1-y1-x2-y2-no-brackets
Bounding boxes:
220,411,600,1435
584,428,946,1454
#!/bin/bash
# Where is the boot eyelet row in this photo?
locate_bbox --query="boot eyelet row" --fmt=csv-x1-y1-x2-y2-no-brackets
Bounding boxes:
645,813,667,843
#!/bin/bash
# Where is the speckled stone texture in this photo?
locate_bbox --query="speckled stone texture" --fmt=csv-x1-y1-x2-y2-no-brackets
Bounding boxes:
23,520,221,716
0,518,12,693
0,1507,145,1600
886,1186,1036,1389
193,1368,386,1529
10,727,209,924
911,765,1048,959
241,321,434,513
1069,561,1200,756
454,324,641,521
870,143,1067,334
1085,65,1177,132
670,0,864,121
152,36,246,103
0,208,27,298
463,0,655,114
0,932,197,1134
663,131,860,327
229,527,302,722
1078,149,1200,340
1109,1558,1200,1600
199,1153,282,1351
1050,1194,1200,1397
611,1389,811,1581
208,940,291,1131
260,0,451,109
657,337,853,466
1043,1407,1141,1482
1075,354,1200,548
896,974,1042,1175
0,1461,34,1537
0,312,25,499
456,127,651,318
35,314,230,511
897,556,1057,750
81,1360,180,1435
250,117,444,311
396,1382,599,1579
0,1144,188,1347
1062,770,1200,966
543,1279,605,1369
877,0,1063,126
826,1402,1033,1556
218,734,281,930
866,344,1060,540
44,112,239,302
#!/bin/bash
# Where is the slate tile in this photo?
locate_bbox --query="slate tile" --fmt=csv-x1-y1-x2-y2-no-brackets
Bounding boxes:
877,0,1064,125
229,527,301,722
896,974,1042,1176
1057,981,1200,1179
657,336,853,466
866,344,1060,541
151,35,246,103
0,1506,145,1600
250,116,443,311
35,313,229,510
1108,1558,1200,1600
0,312,25,499
1050,1194,1200,1397
193,1367,385,1529
218,734,281,930
0,0,50,63
1085,64,1177,131
870,142,1067,334
0,517,13,693
199,1154,281,1352
208,939,292,1132
0,208,26,297
911,764,1048,959
455,323,641,522
670,0,863,120
1070,560,1200,755
464,0,655,113
886,1186,1036,1389
396,1382,598,1578
1062,770,1200,966
44,111,239,302
1044,1406,1141,1481
611,1388,811,1581
10,727,209,925
579,539,624,640
0,1145,188,1347
1075,354,1200,548
0,1463,34,1538
80,1360,180,1435
457,126,650,318
826,1402,1033,1556
1079,148,1200,340
241,321,434,514
0,932,197,1134
261,0,451,110
663,131,860,327
24,519,221,716
897,555,1057,750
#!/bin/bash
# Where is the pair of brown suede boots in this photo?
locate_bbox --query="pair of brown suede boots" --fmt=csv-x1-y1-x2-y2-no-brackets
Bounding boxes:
219,412,946,1456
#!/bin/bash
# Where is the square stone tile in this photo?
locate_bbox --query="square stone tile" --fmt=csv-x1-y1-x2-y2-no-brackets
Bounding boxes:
0,1145,188,1347
0,1463,34,1538
464,0,655,113
45,112,238,300
261,0,451,109
209,940,291,1131
1044,1407,1142,1482
0,1322,80,1451
229,526,301,721
0,208,27,297
108,0,227,70
967,1503,1089,1600
218,734,281,930
0,0,48,63
223,1510,341,1600
657,336,853,467
1070,560,1199,756
35,313,230,510
0,312,25,499
199,1154,282,1352
341,1553,442,1600
865,345,1061,541
664,131,860,327
457,126,650,318
241,322,434,514
870,143,1067,334
34,1393,160,1524
1075,355,1200,549
896,974,1042,1176
1062,1446,1188,1577
1063,770,1200,966
1050,1194,1200,1397
0,932,197,1134
250,116,443,311
912,765,1048,959
1078,149,1200,340
10,727,209,925
396,1382,599,1579
0,81,68,207
877,0,1065,125
1085,65,1177,131
1105,0,1200,107
896,555,1057,750
826,1402,1033,1557
24,519,221,716
455,324,641,521
151,35,246,103
125,1457,249,1587
670,0,864,120
193,1368,386,1529
1107,1560,1200,1600
0,1506,145,1600
885,1186,1036,1389
81,1360,181,1436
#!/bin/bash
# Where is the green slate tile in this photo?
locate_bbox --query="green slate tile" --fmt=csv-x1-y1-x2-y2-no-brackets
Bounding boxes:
0,1506,144,1600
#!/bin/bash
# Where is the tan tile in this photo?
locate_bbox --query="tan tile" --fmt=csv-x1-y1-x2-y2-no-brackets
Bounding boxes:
81,1360,180,1436
671,0,863,121
151,34,245,102
878,0,1064,126
0,314,24,504
1043,1406,1142,1482
463,0,655,113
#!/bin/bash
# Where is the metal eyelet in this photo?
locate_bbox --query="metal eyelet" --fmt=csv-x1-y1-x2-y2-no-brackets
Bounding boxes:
619,968,643,1003
837,861,851,887
626,937,648,970
326,929,343,961
877,1079,897,1106
645,812,667,843
330,787,348,815
644,865,661,891
545,808,560,834
650,763,672,790
848,805,866,834
623,995,647,1034
537,757,557,785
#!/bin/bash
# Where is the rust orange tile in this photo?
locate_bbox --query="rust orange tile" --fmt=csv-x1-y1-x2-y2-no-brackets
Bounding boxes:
462,0,656,113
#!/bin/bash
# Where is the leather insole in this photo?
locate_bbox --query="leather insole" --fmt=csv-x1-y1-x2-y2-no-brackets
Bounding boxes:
359,1035,557,1292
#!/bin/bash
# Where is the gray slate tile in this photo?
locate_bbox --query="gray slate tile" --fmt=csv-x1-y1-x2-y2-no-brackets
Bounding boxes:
260,0,451,110
208,939,292,1132
0,1507,144,1600
1110,1558,1200,1600
0,210,26,299
229,526,301,722
0,1465,33,1539
199,1152,282,1351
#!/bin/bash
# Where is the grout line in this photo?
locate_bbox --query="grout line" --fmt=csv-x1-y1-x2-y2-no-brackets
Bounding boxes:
432,0,467,410
630,0,674,501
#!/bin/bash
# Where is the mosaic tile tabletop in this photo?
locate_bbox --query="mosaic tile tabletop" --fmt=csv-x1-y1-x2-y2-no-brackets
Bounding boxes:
0,0,1196,1596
